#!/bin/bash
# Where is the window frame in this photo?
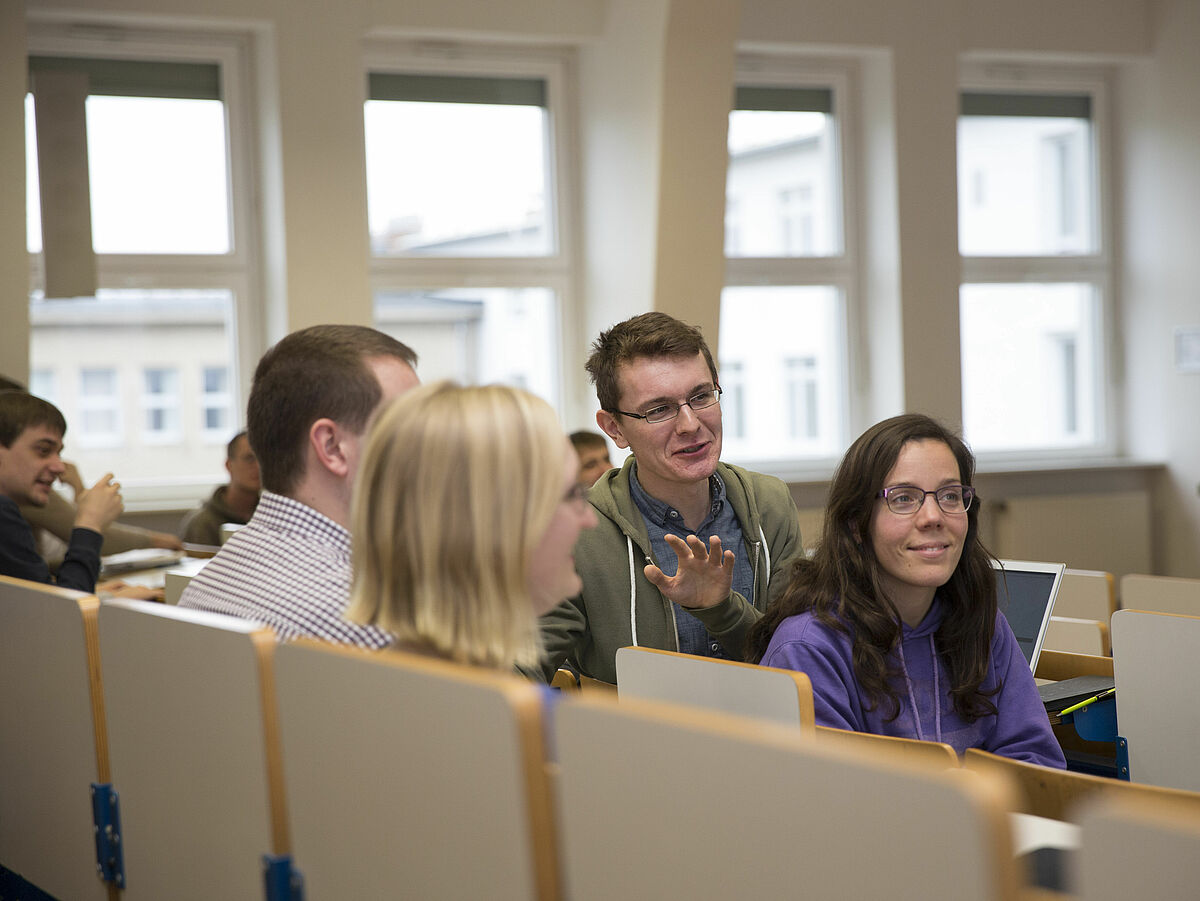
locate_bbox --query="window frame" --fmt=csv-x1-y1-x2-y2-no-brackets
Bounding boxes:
25,21,262,505
721,53,860,480
362,40,579,414
958,62,1116,461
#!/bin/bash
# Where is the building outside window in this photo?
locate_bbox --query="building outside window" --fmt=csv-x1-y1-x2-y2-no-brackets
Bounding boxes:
958,74,1109,454
720,59,854,471
141,367,181,443
201,366,232,439
78,367,121,448
25,26,255,497
364,46,574,412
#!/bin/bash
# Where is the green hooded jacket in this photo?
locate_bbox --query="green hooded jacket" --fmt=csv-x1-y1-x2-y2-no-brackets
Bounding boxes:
538,456,804,684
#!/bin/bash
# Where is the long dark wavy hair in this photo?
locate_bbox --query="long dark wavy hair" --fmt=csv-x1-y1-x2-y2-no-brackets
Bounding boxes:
746,413,999,722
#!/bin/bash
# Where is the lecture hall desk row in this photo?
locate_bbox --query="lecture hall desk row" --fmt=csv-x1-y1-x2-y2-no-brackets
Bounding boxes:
2,574,1199,901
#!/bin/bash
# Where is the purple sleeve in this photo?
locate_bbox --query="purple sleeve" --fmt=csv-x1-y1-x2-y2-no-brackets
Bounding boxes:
984,613,1067,768
759,615,864,733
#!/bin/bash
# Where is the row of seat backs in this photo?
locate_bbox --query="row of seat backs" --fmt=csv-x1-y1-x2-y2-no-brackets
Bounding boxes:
0,576,1023,901
0,576,554,901
4,574,1200,900
1053,568,1200,621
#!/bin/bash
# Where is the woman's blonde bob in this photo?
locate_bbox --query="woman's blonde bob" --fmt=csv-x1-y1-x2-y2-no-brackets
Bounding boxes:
346,381,567,669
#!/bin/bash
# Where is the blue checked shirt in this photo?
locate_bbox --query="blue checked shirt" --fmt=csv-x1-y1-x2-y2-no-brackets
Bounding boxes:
179,491,392,649
629,466,753,658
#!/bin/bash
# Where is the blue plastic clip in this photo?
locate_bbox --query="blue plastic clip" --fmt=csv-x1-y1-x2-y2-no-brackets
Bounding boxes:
262,853,304,901
90,783,126,888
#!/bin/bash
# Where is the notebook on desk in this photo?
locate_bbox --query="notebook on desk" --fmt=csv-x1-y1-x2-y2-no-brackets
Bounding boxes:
992,559,1066,674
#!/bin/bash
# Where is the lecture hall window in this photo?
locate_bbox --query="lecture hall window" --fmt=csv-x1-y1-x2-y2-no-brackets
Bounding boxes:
25,27,254,496
364,47,574,411
720,61,853,470
958,76,1109,453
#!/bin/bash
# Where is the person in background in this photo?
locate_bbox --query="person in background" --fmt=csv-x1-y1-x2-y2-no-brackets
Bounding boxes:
569,430,614,487
0,390,123,593
748,413,1065,767
179,430,261,547
0,374,183,560
346,382,596,670
179,325,419,648
539,312,804,684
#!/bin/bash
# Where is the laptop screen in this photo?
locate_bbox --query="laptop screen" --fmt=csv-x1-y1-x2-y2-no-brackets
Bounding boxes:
992,559,1066,673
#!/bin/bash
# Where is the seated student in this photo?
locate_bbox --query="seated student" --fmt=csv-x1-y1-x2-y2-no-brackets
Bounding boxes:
569,429,614,487
179,325,419,647
748,413,1065,767
0,374,182,558
0,390,123,593
346,382,596,670
179,430,261,547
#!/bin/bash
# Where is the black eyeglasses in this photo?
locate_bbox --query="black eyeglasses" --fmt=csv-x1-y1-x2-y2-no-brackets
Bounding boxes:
876,484,975,515
615,387,722,424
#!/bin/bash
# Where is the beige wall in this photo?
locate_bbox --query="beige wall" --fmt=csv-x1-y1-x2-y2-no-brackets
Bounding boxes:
9,0,1200,574
1,3,29,383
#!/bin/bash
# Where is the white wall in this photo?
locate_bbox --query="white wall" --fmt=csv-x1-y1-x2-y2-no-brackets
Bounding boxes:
1119,0,1200,577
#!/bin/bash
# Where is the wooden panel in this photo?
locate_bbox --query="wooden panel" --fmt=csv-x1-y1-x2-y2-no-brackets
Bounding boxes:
275,641,557,901
1119,573,1200,616
615,646,814,732
0,577,112,901
1054,569,1116,622
556,694,1020,900
99,599,280,900
1111,609,1200,791
1077,793,1200,900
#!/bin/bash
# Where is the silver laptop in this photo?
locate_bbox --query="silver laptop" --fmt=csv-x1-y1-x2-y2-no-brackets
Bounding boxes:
991,559,1066,674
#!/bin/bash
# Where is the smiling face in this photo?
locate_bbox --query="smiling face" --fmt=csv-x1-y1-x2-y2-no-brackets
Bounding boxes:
528,443,597,615
596,352,722,502
0,424,67,507
868,439,969,625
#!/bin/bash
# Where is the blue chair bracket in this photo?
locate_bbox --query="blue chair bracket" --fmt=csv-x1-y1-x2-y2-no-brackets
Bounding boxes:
90,782,126,888
262,853,305,901
1115,735,1131,781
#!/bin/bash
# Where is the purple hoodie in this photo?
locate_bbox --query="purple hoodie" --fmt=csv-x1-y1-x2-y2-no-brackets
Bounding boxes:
760,595,1066,767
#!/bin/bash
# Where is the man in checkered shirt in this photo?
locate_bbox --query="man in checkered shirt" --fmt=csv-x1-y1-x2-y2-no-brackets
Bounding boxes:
179,325,419,648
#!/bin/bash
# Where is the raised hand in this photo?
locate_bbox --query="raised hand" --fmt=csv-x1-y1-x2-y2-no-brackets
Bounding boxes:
644,533,735,610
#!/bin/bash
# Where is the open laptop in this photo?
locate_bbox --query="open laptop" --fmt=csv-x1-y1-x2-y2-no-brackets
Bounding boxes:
992,559,1066,674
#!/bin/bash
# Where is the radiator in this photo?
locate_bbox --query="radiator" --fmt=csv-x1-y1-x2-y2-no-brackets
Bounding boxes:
981,491,1152,579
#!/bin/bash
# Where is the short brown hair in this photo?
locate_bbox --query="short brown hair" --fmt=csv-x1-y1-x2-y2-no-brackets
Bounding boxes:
585,312,718,412
247,325,417,494
0,391,66,448
569,430,608,455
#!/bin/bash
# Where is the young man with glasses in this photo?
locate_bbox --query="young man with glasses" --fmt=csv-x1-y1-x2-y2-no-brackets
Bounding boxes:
538,312,804,684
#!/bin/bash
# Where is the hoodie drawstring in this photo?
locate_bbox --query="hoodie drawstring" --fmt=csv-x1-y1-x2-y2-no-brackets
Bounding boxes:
896,635,942,744
626,536,638,647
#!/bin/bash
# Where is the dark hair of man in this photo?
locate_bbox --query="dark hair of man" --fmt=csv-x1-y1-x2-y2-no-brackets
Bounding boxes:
226,430,249,460
585,312,719,413
746,413,999,723
0,390,67,448
569,430,608,454
247,325,417,495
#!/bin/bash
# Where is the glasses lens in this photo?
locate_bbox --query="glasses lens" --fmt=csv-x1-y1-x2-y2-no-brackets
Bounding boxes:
935,486,972,513
644,404,678,424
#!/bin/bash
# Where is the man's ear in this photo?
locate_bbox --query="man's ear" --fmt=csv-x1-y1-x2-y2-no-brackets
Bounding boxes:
596,409,630,450
308,418,351,478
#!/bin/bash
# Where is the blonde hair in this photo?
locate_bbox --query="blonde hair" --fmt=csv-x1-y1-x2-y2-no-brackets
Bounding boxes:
346,381,566,669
